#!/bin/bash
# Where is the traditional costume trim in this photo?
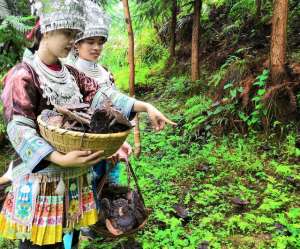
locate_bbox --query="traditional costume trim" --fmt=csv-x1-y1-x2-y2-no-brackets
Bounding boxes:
75,58,114,88
7,116,54,178
0,172,98,245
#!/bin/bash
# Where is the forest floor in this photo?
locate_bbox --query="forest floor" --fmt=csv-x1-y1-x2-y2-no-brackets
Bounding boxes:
1,3,300,248
1,70,300,249
78,80,300,249
0,81,300,249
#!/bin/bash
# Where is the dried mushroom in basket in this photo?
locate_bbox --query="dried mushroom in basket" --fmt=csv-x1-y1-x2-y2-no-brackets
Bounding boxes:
100,189,147,235
41,100,132,133
90,100,132,133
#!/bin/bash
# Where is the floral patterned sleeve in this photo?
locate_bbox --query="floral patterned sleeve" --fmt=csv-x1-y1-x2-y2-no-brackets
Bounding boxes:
1,64,54,175
7,117,54,176
67,65,136,118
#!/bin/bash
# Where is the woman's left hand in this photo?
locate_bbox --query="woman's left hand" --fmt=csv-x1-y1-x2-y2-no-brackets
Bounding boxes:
146,104,177,131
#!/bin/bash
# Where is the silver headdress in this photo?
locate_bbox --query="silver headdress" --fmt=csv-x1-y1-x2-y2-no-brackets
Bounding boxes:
76,0,111,43
33,0,86,34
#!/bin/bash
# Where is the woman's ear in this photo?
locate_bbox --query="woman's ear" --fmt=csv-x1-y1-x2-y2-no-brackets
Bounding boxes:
43,31,54,40
43,32,49,39
74,43,80,56
44,30,58,38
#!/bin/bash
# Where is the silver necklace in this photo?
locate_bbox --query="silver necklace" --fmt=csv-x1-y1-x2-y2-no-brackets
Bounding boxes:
75,58,112,87
30,54,83,106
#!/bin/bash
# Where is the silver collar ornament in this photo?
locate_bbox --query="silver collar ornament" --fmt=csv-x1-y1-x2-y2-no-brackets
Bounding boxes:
75,58,113,88
26,54,83,106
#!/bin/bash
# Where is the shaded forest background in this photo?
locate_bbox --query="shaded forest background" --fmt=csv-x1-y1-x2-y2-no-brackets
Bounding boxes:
1,0,300,248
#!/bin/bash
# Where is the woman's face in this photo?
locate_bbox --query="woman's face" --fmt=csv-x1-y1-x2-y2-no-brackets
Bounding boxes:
76,36,106,62
44,29,79,58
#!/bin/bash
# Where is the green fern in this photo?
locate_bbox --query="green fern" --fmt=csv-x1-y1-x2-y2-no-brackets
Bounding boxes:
0,15,34,33
185,95,212,120
222,20,241,36
208,55,246,87
229,0,256,18
0,15,34,71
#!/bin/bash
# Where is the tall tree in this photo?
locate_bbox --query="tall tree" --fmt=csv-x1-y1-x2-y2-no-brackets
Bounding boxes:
191,0,202,81
169,0,177,61
270,0,288,84
122,0,141,157
256,0,262,18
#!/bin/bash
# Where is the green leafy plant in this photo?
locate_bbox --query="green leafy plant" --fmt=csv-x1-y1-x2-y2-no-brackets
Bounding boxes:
208,55,247,87
0,15,35,72
247,69,269,127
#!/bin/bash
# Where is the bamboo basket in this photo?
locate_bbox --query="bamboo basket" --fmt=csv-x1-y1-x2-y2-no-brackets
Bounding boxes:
91,161,150,238
91,185,151,238
37,115,131,157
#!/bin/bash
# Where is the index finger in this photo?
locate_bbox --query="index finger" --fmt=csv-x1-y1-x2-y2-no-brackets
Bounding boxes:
163,117,177,126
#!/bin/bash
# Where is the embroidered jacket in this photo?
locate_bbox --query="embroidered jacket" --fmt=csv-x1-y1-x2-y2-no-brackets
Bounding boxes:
1,62,135,179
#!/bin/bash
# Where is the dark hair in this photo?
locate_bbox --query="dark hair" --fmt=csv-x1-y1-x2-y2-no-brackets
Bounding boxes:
28,26,43,53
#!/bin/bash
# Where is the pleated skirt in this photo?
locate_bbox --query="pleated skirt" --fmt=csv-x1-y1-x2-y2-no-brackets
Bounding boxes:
0,171,98,246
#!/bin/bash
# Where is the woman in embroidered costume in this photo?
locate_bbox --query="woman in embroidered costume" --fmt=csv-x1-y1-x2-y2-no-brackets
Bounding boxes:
71,1,130,187
0,0,175,248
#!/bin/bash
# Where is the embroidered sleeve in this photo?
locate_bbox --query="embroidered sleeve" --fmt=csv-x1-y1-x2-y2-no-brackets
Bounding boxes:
1,65,53,173
91,86,136,118
66,64,136,118
7,116,54,174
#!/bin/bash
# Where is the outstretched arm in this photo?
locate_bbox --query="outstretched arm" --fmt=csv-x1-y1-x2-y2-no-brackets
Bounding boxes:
132,101,177,131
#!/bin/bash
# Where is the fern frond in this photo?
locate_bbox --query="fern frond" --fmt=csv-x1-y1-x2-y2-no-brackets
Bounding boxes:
229,0,255,18
0,15,33,33
177,14,193,30
222,21,241,36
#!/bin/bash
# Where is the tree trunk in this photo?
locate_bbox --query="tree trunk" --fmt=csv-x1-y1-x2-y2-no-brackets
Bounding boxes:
191,0,202,82
256,0,262,18
122,0,135,96
169,0,177,61
122,0,141,158
270,0,288,84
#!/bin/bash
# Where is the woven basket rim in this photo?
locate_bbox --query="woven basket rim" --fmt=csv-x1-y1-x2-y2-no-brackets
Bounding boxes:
37,115,131,138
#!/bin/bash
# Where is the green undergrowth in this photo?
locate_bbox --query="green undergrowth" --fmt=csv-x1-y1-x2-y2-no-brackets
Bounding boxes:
82,91,300,248
77,62,300,248
100,27,168,91
0,75,300,249
1,59,300,248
